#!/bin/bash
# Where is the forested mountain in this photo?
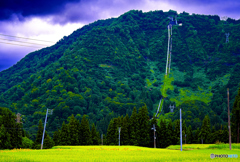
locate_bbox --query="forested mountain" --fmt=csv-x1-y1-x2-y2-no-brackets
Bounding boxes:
0,10,240,140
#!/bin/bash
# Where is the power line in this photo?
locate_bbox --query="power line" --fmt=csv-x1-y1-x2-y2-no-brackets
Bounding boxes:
0,41,45,48
0,33,55,43
0,38,50,46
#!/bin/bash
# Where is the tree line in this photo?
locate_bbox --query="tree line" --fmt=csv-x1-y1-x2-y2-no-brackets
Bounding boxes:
1,86,240,149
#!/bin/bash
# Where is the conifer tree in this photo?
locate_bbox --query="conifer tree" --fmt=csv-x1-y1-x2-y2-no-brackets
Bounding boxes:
129,107,139,145
53,129,60,146
0,124,11,149
173,119,180,145
59,121,70,145
158,119,168,148
194,128,200,144
121,114,129,145
106,118,118,145
216,125,223,143
199,115,211,144
182,120,187,144
32,119,53,149
232,87,240,143
120,115,124,126
43,131,55,149
186,125,193,144
0,107,22,149
91,123,99,145
68,114,79,145
32,119,44,149
165,119,173,147
209,126,217,144
221,125,229,143
137,104,150,147
79,115,92,145
14,123,23,148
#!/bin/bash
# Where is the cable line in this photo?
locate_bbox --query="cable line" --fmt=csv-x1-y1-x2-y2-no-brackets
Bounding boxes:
0,33,55,43
0,41,45,48
0,38,50,46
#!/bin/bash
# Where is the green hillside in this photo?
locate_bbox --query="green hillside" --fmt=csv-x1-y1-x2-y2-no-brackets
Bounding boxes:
0,10,240,139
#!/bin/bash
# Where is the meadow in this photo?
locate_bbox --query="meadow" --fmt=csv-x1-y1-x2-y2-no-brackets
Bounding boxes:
0,144,239,162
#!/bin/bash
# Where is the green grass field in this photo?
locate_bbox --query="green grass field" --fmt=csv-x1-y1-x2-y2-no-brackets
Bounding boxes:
0,144,239,162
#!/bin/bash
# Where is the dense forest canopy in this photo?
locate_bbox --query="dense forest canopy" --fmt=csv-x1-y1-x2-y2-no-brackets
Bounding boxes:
0,10,240,140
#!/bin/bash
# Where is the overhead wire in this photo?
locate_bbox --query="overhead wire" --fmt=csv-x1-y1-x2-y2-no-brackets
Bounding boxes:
0,38,50,46
0,33,55,43
0,41,46,48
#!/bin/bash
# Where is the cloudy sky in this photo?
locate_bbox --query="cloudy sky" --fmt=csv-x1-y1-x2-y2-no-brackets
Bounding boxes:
0,0,239,72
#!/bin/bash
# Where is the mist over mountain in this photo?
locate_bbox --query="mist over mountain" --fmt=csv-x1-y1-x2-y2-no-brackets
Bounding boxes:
0,10,240,139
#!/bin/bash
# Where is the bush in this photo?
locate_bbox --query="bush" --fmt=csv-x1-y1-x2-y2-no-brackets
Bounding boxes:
22,137,34,148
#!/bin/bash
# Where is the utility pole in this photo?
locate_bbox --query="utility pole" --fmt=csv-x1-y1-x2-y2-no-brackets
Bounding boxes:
101,134,103,145
41,109,53,150
151,124,156,148
227,88,232,150
118,127,121,146
180,108,182,151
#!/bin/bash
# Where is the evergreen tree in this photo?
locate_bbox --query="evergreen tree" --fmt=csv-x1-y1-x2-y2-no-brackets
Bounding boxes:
221,125,229,143
106,118,118,145
137,104,150,147
121,114,129,145
0,107,22,149
216,125,223,143
91,123,99,145
209,126,217,144
68,114,79,145
79,115,92,145
0,124,11,149
199,115,211,144
32,119,44,149
158,119,168,148
165,119,173,147
43,131,55,149
186,125,193,144
194,128,200,144
173,119,180,145
14,123,23,148
53,129,60,146
231,87,240,143
129,107,139,145
182,120,187,144
59,121,70,145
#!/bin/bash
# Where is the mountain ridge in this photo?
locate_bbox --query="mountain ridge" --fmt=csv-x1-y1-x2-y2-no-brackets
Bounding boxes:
0,9,240,138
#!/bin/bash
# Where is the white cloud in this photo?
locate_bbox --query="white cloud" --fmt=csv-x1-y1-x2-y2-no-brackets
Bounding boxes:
0,17,84,60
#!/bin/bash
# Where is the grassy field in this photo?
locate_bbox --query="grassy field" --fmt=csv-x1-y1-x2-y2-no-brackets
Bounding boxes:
0,144,239,162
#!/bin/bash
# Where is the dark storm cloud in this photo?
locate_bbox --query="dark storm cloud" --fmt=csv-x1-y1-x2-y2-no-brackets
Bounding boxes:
164,0,240,19
50,0,145,24
0,0,80,21
1,0,239,24
0,0,145,24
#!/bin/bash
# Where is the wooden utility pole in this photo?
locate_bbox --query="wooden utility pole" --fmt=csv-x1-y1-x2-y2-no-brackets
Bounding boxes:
151,124,156,148
180,108,182,151
101,134,103,145
227,88,232,150
118,127,121,146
